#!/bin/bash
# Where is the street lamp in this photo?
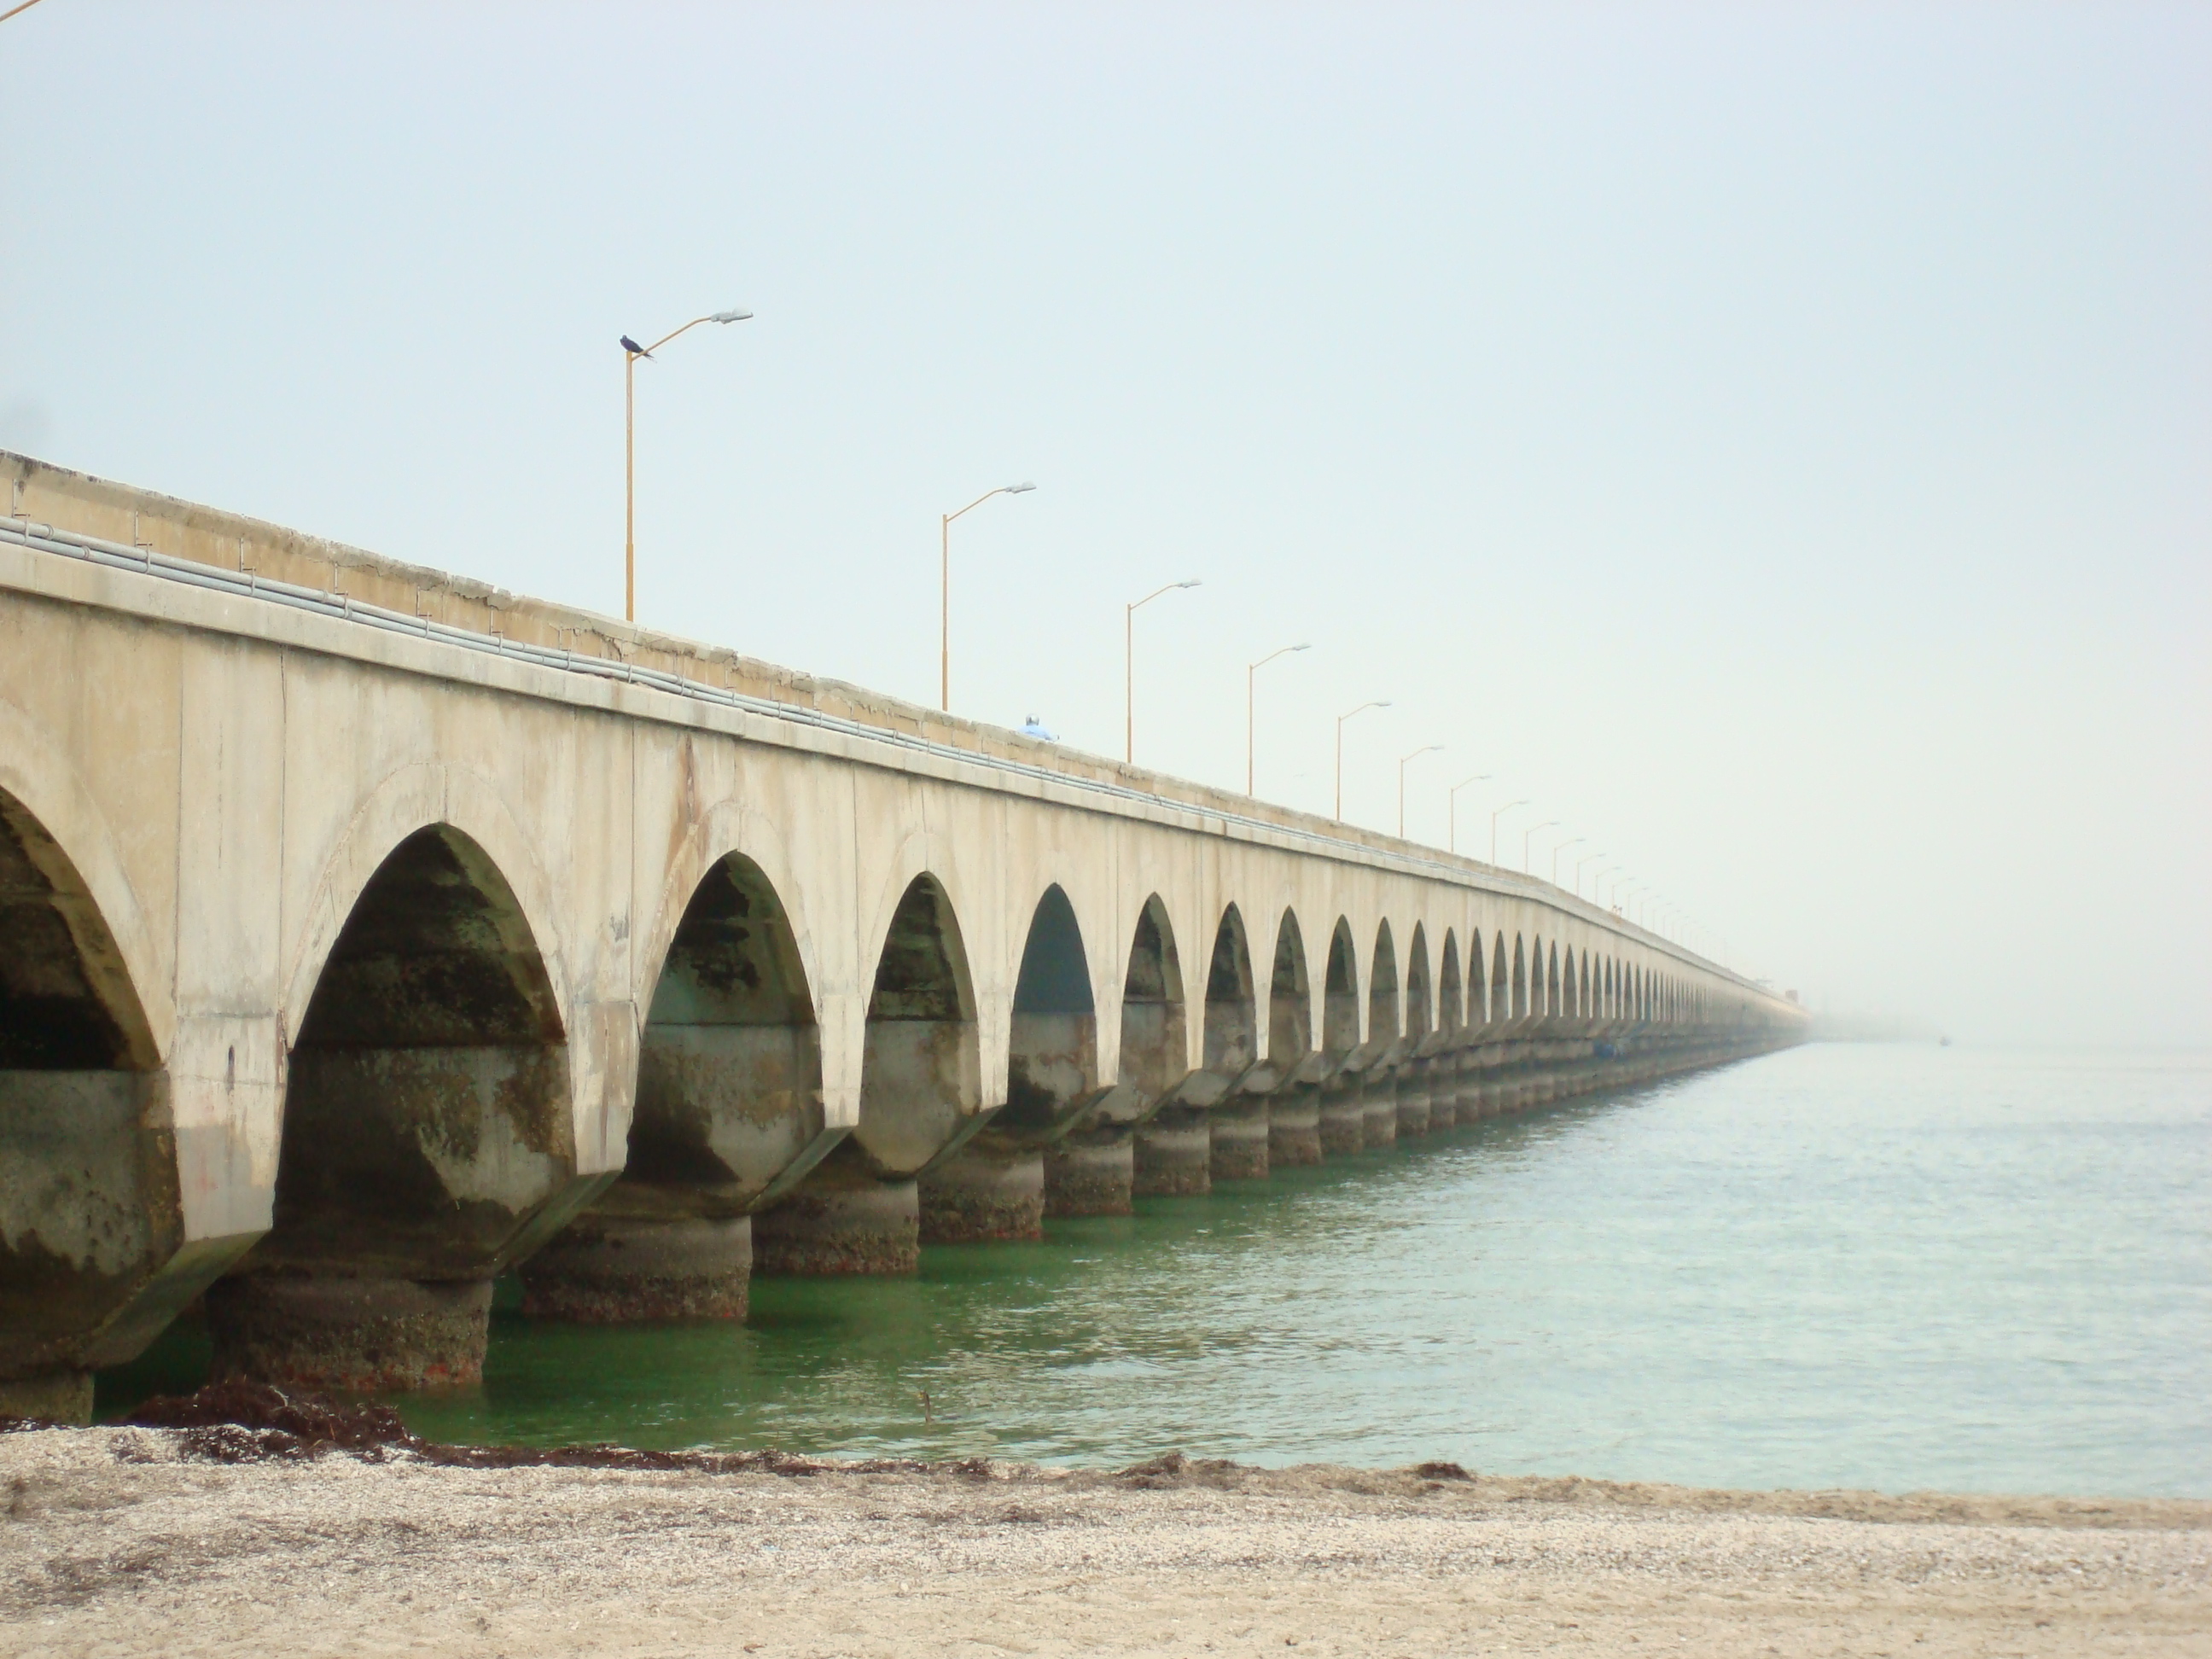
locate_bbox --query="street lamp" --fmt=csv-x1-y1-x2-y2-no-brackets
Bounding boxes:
1596,865,1621,905
1447,773,1493,855
1397,744,1444,839
1334,700,1391,820
1522,819,1558,873
1575,850,1606,899
940,482,1037,712
622,307,751,623
1246,643,1310,795
1550,835,1585,887
1490,799,1530,864
1126,579,1201,763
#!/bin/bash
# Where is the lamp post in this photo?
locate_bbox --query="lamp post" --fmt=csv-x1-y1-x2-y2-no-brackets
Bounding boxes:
1397,744,1444,839
940,481,1037,712
1447,773,1493,855
1490,799,1530,864
1334,701,1391,820
1522,819,1558,873
1550,835,1585,887
1596,865,1621,905
1246,643,1311,795
1126,579,1201,763
1575,850,1606,899
623,308,751,623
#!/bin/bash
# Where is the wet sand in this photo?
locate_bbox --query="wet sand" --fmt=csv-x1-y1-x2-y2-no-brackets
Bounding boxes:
3,1427,2206,1657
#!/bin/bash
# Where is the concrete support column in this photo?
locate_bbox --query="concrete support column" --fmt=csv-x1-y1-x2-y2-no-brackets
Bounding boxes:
1318,1072,1365,1155
919,1136,1045,1243
207,1277,494,1392
1363,1070,1400,1147
754,1151,920,1276
519,1214,753,1322
1133,1105,1211,1196
1423,1057,1458,1132
1395,1062,1435,1137
1267,1083,1322,1166
1044,1130,1132,1216
0,1371,93,1423
1208,1097,1270,1182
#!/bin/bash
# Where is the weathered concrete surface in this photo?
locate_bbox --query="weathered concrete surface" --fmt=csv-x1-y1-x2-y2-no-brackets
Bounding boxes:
0,452,1807,1405
518,1214,754,1323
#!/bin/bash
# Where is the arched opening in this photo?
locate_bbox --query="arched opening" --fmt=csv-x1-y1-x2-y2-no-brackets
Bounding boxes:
1544,940,1559,1017
1318,917,1365,1156
1579,951,1592,1019
524,852,819,1323
0,789,174,1420
1202,905,1257,1074
853,874,980,1175
923,883,1091,1244
1511,934,1528,1020
1489,932,1508,1025
1002,884,1097,1129
1268,908,1313,1059
1120,894,1186,1098
1323,919,1360,1051
1045,894,1183,1220
1561,944,1577,1019
1367,921,1400,1049
1437,931,1463,1034
1404,925,1432,1042
760,873,979,1276
1392,923,1436,1136
216,824,573,1391
1261,908,1321,1168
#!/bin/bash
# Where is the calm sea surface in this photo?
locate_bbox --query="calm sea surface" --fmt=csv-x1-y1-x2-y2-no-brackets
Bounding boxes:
105,1042,2210,1496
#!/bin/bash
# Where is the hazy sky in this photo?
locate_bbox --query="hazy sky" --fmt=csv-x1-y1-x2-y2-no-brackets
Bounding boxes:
3,3,2206,1044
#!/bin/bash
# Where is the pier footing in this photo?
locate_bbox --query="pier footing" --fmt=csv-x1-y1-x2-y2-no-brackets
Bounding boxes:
206,1276,492,1392
919,1143,1045,1243
519,1214,753,1323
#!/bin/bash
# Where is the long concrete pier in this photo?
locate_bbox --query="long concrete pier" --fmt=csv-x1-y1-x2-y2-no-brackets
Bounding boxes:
0,452,1804,1420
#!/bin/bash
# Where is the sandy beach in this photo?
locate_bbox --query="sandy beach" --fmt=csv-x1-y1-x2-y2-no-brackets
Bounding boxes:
2,1424,2205,1658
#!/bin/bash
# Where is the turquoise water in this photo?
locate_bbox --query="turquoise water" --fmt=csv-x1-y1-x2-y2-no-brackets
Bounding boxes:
106,1043,2210,1496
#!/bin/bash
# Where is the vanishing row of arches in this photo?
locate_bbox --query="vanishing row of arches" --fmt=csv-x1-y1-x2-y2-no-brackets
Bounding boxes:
1,799,1792,1412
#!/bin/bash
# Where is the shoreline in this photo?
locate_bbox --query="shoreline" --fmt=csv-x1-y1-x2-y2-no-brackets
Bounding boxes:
5,1424,2207,1657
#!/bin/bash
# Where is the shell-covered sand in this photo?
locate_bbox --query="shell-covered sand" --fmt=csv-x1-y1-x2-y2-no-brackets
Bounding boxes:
3,1427,2206,1656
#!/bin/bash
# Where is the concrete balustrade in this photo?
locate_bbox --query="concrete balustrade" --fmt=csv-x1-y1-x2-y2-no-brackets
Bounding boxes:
0,451,1807,1418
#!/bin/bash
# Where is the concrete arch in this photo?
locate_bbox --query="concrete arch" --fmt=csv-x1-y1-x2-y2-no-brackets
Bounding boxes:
1437,929,1463,1034
1004,882,1099,1124
1368,919,1401,1046
1561,944,1577,1019
1267,906,1313,1059
1491,931,1509,1025
0,701,170,1059
635,797,827,1042
1202,903,1257,1074
0,785,160,1072
0,781,181,1406
857,827,987,1097
1511,934,1528,1021
1120,893,1188,1097
280,762,573,1055
217,819,579,1391
851,870,982,1177
1404,923,1433,1040
1323,917,1361,1051
522,844,823,1325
